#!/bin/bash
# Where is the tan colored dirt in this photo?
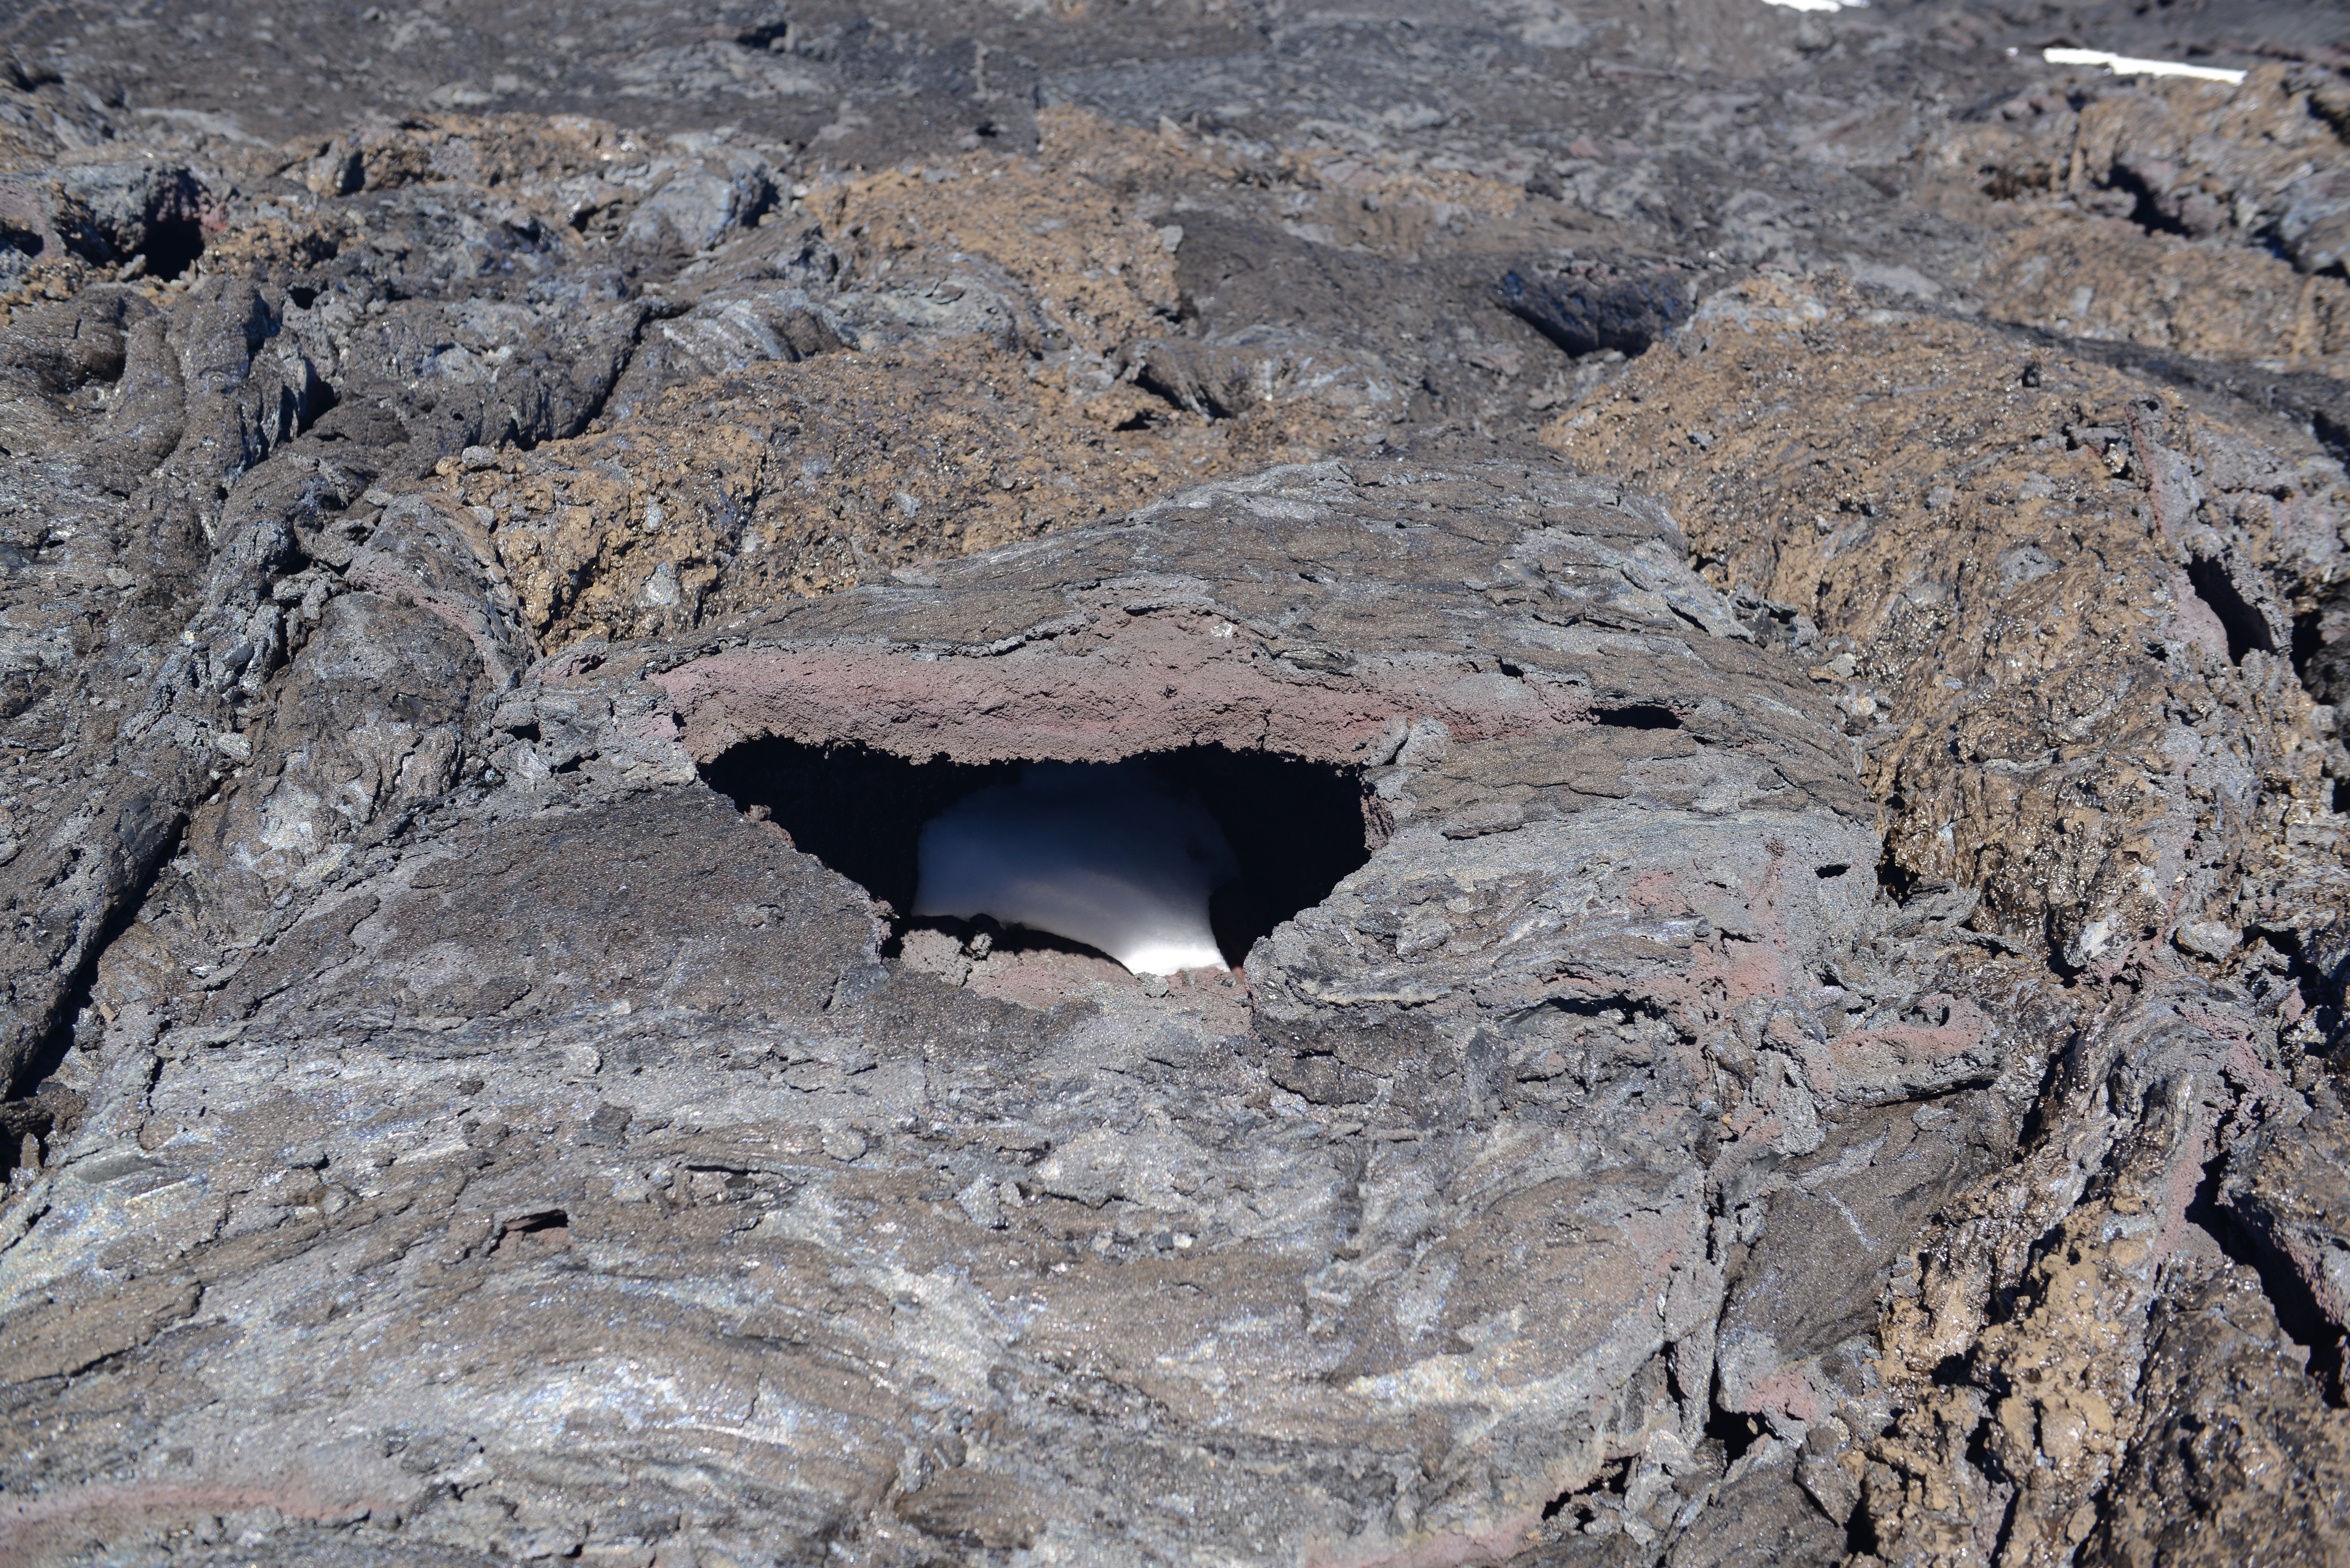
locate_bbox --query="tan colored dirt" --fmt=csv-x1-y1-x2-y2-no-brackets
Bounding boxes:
1934,65,2350,372
445,331,1379,648
1975,213,2350,376
1546,274,2348,966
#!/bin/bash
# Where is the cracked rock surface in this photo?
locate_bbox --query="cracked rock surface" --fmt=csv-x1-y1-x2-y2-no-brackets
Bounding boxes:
2,3,2349,1566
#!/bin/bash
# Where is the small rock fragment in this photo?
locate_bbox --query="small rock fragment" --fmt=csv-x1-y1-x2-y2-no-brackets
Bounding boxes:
2175,921,2240,959
956,1177,1005,1228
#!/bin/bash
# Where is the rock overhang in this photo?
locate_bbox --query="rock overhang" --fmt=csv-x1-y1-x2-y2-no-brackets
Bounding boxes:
5,454,1994,1568
630,460,1884,1014
638,459,1866,802
487,458,1926,1541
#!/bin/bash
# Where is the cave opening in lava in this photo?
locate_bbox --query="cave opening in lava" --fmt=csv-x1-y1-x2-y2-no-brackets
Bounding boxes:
701,740,1377,971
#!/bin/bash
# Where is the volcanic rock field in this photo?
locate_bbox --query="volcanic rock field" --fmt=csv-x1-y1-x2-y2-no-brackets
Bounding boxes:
1,1,2349,1563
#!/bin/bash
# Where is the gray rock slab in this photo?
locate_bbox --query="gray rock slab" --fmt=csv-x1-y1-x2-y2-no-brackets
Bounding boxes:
0,457,1986,1565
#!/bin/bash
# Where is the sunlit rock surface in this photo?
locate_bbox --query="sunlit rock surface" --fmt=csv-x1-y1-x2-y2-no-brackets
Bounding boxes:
2,1,2349,1564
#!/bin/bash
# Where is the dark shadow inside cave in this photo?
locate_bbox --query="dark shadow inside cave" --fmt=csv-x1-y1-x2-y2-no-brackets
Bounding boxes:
137,215,205,282
701,740,1377,969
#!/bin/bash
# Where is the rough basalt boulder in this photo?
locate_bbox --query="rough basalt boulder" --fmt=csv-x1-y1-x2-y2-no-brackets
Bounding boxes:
0,457,2010,1564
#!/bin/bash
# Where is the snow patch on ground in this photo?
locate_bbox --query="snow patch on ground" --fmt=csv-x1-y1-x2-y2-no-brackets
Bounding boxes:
914,762,1238,976
2042,47,2246,84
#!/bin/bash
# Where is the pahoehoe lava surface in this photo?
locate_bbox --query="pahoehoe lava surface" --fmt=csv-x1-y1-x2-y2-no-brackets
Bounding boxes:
2,2,2349,1565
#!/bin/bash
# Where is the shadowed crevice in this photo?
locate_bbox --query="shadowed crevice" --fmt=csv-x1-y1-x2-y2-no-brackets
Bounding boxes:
2187,1151,2348,1405
2184,554,2276,664
701,740,1375,969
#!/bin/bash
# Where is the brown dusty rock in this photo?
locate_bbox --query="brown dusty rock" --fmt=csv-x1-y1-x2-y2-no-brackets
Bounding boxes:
1927,66,2350,373
813,112,1188,362
1974,214,2350,378
2221,1082,2350,1342
448,337,1278,649
1549,270,2350,1566
2083,1264,2350,1567
1935,66,2350,263
1545,273,2350,972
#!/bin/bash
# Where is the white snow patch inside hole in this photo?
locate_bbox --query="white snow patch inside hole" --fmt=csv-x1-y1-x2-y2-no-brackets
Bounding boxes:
913,762,1239,976
700,738,1376,984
